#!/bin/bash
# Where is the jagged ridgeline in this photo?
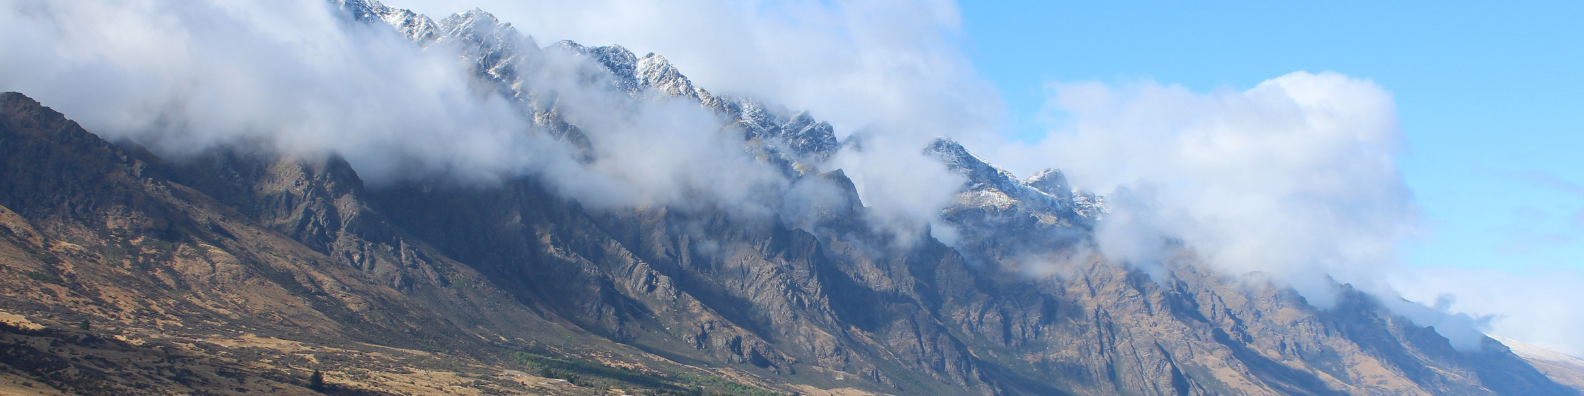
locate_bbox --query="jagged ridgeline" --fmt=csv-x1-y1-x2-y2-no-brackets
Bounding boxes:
0,0,1579,395
340,0,840,175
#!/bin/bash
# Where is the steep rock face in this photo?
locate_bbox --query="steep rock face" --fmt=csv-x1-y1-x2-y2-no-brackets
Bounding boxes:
733,100,842,164
0,92,562,351
361,170,1007,394
1025,169,1108,220
366,179,817,376
926,138,1098,226
171,148,443,291
0,92,550,393
925,138,1095,272
555,41,643,94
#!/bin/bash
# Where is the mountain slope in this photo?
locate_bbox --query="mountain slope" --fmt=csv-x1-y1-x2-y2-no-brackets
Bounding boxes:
0,0,1579,394
322,1,1576,392
1493,335,1584,391
0,93,800,395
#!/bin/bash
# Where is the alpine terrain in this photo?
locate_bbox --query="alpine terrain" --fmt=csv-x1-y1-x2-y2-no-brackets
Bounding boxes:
0,1,1581,395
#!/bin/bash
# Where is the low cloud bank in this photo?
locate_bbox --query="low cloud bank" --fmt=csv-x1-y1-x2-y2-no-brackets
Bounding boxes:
1002,72,1419,307
389,0,1001,143
387,0,999,230
1,0,535,180
0,0,792,214
0,0,983,235
986,73,1582,354
1391,266,1584,357
986,73,1503,350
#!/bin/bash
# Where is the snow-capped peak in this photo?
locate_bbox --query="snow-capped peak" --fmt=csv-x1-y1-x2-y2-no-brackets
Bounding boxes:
925,137,1106,223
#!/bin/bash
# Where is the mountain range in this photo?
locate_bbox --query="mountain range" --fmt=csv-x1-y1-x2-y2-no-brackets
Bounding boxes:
0,1,1581,395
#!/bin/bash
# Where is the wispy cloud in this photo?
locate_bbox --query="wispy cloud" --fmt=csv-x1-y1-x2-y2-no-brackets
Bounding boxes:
1508,171,1584,197
1483,172,1584,256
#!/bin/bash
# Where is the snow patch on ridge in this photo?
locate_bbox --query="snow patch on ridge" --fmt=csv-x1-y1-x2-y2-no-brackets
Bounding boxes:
1493,334,1584,369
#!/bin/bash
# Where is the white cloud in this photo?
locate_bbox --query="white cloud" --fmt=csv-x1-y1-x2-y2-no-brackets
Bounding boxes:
829,132,967,245
996,72,1420,307
0,0,800,213
2,0,992,235
384,0,998,229
0,0,540,181
986,72,1584,354
386,0,1000,142
1391,266,1584,357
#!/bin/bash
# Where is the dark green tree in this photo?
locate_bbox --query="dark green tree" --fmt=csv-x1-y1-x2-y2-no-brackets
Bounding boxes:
77,319,90,331
308,370,325,391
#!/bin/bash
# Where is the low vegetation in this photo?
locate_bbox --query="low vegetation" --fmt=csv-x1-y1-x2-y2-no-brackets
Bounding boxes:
514,352,791,396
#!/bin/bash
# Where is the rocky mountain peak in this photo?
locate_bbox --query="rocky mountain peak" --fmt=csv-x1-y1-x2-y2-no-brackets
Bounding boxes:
730,100,840,163
780,112,839,157
924,138,1013,186
439,9,534,58
926,137,1107,224
635,53,712,103
1026,168,1074,201
335,0,440,43
555,41,642,94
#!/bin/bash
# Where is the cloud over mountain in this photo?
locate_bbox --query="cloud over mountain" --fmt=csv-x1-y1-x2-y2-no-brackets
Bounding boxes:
1002,72,1417,306
0,0,798,214
3,0,1578,359
1,0,536,179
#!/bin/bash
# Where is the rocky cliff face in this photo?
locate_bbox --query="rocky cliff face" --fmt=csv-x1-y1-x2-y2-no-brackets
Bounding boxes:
1,1,1581,395
0,91,817,395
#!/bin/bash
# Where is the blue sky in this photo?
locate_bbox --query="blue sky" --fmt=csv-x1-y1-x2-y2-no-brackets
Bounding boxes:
958,1,1584,273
